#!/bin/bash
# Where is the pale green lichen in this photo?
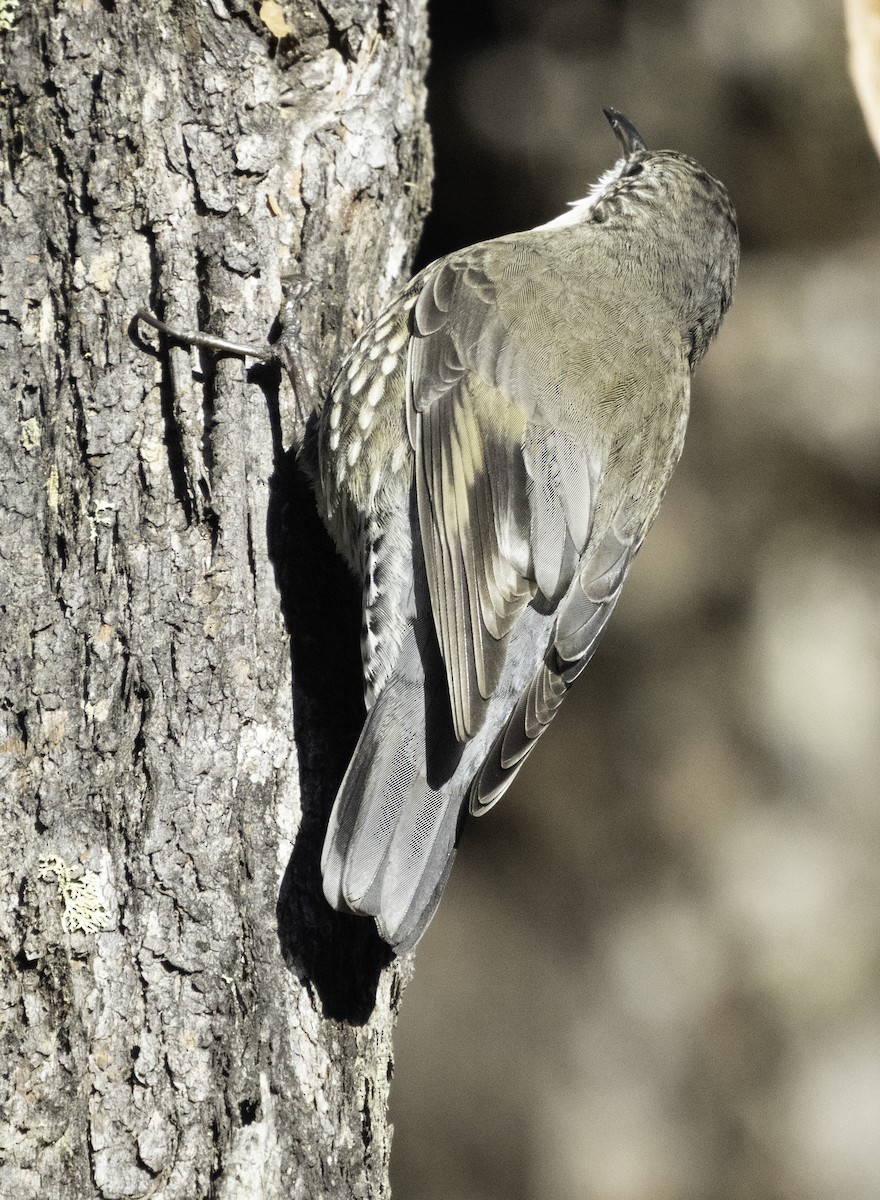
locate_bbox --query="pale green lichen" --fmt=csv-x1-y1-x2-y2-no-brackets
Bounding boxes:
0,0,20,33
38,855,110,934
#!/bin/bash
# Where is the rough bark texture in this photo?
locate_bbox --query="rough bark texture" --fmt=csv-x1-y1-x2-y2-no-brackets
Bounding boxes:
0,1,431,1196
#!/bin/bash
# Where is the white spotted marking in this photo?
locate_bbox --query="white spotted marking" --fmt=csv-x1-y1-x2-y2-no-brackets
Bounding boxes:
366,375,385,408
350,365,371,396
386,327,408,353
329,402,341,430
362,626,379,660
368,468,383,501
347,436,362,466
329,428,340,451
346,355,363,381
391,443,408,473
368,340,384,361
381,354,397,375
358,405,374,432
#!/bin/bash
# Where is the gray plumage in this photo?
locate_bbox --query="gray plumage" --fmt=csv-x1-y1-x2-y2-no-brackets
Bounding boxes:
313,111,739,952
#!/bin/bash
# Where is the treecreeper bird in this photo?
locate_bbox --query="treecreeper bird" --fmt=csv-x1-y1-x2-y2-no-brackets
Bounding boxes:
138,109,739,955
312,110,738,953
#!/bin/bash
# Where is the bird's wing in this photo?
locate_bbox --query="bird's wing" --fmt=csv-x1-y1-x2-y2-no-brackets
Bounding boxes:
406,250,600,742
468,519,634,813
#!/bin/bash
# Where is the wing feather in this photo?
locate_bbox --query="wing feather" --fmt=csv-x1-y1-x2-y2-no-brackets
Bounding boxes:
469,523,634,813
407,251,604,742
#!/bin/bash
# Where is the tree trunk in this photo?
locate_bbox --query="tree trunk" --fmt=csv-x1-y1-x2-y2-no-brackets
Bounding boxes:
0,2,431,1196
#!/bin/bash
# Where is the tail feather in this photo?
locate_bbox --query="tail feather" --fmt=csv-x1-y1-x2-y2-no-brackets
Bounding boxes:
321,637,467,951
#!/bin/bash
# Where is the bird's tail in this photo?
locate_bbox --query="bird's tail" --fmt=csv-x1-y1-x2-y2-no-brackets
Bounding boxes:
321,632,471,953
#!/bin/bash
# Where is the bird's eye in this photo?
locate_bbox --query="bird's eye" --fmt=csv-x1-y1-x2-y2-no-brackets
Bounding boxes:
624,162,644,178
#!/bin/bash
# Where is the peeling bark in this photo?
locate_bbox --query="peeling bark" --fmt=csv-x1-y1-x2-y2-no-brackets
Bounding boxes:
0,1,431,1196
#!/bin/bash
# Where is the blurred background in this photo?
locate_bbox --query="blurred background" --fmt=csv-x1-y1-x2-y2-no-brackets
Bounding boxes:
390,1,880,1198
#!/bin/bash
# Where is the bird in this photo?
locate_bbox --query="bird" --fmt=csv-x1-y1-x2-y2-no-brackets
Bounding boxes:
312,109,740,951
309,109,738,954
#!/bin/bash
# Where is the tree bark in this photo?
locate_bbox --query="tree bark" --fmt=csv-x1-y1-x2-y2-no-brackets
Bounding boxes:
0,1,431,1196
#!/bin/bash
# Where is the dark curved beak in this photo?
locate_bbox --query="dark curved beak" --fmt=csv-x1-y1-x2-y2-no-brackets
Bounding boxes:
603,108,647,157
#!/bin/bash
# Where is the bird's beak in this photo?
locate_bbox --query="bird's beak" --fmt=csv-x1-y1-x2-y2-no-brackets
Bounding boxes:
603,108,647,157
